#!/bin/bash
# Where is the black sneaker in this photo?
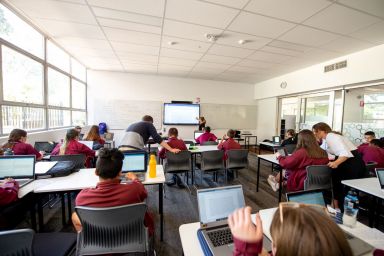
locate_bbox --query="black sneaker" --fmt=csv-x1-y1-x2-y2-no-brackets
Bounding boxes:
166,175,176,186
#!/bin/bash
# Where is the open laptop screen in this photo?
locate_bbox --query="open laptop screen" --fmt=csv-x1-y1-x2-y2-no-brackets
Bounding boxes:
79,141,94,150
197,185,245,224
377,169,384,189
286,190,326,206
194,131,203,140
272,136,281,144
0,155,35,179
122,151,148,173
34,141,57,153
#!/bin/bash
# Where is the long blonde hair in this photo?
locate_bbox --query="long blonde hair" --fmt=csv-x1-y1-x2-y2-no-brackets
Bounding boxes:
60,129,79,155
296,129,328,158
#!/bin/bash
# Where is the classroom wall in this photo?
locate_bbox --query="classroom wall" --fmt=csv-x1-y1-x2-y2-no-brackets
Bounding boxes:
87,71,257,143
256,98,278,142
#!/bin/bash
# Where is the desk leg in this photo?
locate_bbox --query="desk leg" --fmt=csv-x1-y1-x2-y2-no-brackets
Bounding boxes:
369,195,376,228
61,193,66,226
278,170,283,202
37,195,44,232
30,196,37,231
67,193,72,224
159,183,164,241
256,157,261,192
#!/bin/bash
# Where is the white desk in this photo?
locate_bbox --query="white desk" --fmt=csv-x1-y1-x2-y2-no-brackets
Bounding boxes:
189,145,219,153
179,208,384,256
256,154,283,202
258,142,281,154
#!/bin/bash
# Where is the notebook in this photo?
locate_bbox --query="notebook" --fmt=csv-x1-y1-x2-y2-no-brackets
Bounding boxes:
0,155,36,187
376,168,384,192
78,140,94,150
121,150,148,182
286,189,374,256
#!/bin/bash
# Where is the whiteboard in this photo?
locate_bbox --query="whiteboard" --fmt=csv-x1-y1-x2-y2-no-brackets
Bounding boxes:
92,100,163,130
200,103,257,129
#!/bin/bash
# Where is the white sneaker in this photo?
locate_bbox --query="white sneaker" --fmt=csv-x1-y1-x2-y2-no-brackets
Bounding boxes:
267,178,279,192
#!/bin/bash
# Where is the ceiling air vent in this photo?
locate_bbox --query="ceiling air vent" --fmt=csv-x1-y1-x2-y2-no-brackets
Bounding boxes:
324,60,347,73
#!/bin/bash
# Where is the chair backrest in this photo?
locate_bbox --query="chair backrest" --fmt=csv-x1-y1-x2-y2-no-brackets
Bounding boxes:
0,229,34,256
226,149,248,169
164,150,191,173
200,150,224,172
50,154,86,170
365,161,377,177
284,144,297,154
202,141,218,146
75,203,148,256
304,165,333,191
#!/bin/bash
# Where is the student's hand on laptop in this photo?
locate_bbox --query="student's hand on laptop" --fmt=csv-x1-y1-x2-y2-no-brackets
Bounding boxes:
125,172,138,181
1,178,14,185
274,152,281,158
228,206,263,243
170,148,181,154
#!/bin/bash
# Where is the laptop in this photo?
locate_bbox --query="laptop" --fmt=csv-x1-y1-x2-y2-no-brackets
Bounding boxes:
34,141,58,155
0,155,36,187
79,140,94,150
376,168,384,192
272,136,281,144
194,131,204,140
121,150,148,182
104,132,114,140
286,189,374,256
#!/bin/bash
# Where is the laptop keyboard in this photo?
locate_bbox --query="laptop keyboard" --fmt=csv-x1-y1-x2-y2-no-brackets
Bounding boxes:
207,228,233,247
120,173,146,183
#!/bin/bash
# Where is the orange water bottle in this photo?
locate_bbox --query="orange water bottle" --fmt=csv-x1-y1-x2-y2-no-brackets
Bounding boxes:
149,154,157,178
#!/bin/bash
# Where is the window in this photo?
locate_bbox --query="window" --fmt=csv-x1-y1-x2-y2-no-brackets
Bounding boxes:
305,96,329,122
71,58,86,81
2,46,44,104
0,4,44,58
72,80,86,109
72,111,86,126
48,109,70,128
47,40,70,73
363,93,384,120
48,68,70,107
2,105,45,134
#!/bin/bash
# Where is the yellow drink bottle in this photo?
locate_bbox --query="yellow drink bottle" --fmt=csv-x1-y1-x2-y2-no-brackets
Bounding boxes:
149,154,157,178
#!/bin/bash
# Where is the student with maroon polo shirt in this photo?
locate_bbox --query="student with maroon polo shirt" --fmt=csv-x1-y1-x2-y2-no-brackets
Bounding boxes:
0,178,19,207
84,125,105,149
51,129,95,167
1,129,43,160
358,139,384,168
357,131,376,150
72,148,154,236
217,129,241,160
159,128,187,187
195,126,217,145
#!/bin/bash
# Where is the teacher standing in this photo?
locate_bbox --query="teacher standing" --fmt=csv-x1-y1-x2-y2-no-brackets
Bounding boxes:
196,116,206,131
120,115,180,153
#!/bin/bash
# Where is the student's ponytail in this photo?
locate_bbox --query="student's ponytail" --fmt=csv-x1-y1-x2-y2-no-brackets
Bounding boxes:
60,129,79,155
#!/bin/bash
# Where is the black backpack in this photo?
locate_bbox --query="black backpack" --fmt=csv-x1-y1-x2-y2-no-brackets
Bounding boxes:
45,161,77,177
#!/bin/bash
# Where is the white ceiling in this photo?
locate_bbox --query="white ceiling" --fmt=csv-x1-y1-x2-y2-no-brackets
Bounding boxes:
6,0,384,84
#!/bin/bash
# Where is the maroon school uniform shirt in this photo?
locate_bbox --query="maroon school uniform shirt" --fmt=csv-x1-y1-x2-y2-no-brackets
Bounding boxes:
217,138,241,160
0,180,19,207
358,146,384,168
51,140,95,167
75,179,154,235
11,141,41,159
196,132,217,144
158,137,187,159
278,148,329,192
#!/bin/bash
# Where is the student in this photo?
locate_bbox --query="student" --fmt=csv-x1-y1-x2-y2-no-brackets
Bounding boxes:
75,125,84,140
195,126,217,145
120,115,180,153
228,205,353,256
84,125,105,150
51,129,95,167
71,148,154,236
217,129,241,160
159,128,187,187
196,116,206,131
358,139,384,168
268,129,329,192
1,129,43,160
0,178,19,207
280,129,297,147
312,122,366,210
357,131,376,150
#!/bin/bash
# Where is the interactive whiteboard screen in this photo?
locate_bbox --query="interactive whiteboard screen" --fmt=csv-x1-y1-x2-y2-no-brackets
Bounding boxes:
163,103,200,125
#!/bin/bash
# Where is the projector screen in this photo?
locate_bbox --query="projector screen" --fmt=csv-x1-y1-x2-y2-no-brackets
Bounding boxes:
163,103,200,125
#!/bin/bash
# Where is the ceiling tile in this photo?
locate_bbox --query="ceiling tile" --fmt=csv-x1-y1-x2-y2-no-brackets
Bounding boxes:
350,21,384,44
9,0,96,24
228,11,296,38
216,31,272,50
117,52,158,64
202,0,248,9
304,4,380,35
166,0,239,29
195,61,231,70
66,47,115,57
87,0,165,17
110,41,159,55
104,27,161,46
158,64,191,72
159,56,197,67
35,18,105,39
260,45,303,56
300,48,341,62
163,19,222,42
237,59,274,69
92,6,162,26
98,17,161,34
267,40,313,52
320,36,375,54
278,25,339,47
201,54,241,65
56,37,112,50
191,66,224,75
338,0,384,19
247,51,292,63
160,48,203,60
245,0,331,23
227,65,257,74
208,44,254,58
161,36,211,53
122,63,157,72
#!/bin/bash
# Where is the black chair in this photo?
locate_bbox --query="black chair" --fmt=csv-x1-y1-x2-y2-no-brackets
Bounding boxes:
365,161,377,177
200,150,224,185
76,203,150,256
226,149,249,180
202,141,218,146
50,154,86,170
284,144,297,154
184,140,195,146
304,165,333,202
164,151,192,192
0,228,76,256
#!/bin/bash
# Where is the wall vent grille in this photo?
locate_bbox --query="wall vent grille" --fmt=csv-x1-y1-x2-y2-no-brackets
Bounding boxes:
324,60,347,73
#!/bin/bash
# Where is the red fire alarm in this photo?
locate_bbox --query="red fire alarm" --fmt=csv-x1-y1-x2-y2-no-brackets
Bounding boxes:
359,100,364,107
